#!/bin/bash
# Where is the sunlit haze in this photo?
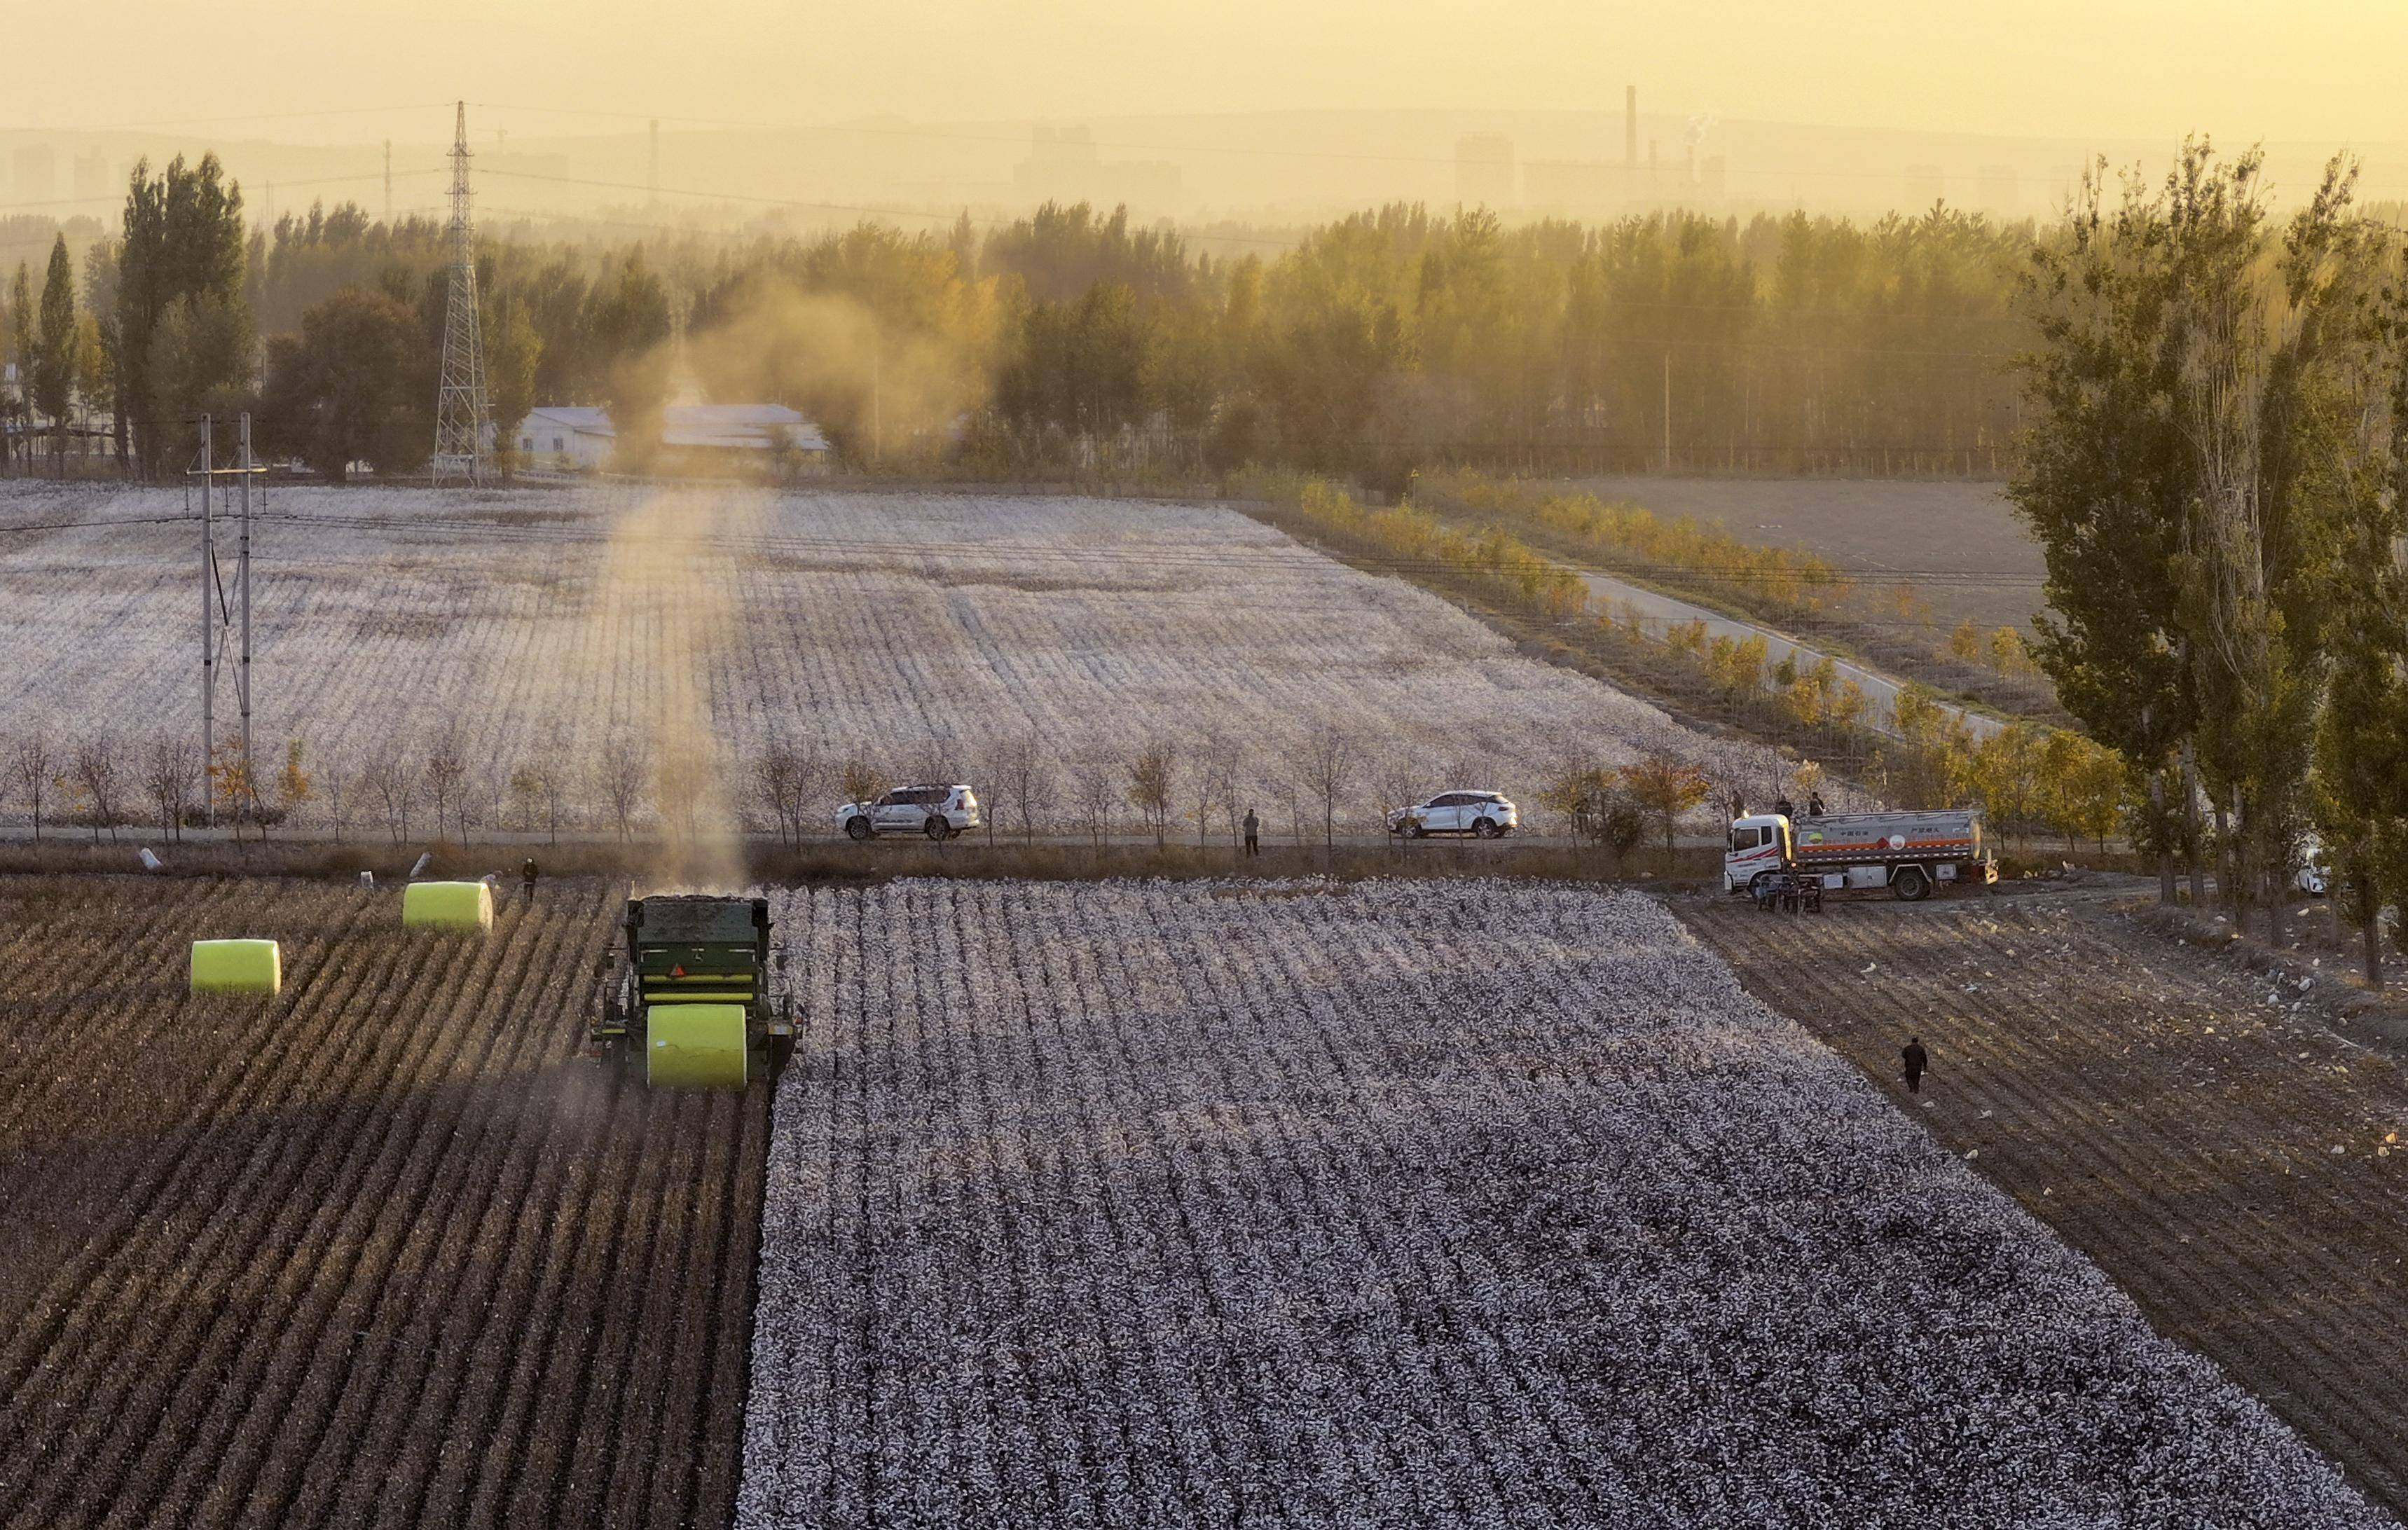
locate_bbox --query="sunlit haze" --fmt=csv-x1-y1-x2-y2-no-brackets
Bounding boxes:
13,0,2408,144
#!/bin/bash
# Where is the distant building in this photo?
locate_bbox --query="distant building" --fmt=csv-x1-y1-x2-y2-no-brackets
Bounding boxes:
74,151,114,205
516,404,832,474
1014,125,1182,212
1977,165,2020,216
1524,159,1617,212
12,145,55,207
518,406,616,471
1456,134,1516,209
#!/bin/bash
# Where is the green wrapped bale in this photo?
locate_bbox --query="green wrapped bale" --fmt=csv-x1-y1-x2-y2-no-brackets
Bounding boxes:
191,939,282,995
403,880,493,932
646,1003,750,1089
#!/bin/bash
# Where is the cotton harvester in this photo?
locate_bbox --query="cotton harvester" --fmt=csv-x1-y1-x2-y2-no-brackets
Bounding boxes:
587,895,795,1088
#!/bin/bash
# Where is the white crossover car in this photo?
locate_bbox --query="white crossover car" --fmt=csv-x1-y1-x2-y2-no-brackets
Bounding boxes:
1387,790,1519,839
838,784,982,841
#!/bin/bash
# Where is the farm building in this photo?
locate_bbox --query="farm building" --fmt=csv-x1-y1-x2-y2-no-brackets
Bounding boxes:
516,402,834,474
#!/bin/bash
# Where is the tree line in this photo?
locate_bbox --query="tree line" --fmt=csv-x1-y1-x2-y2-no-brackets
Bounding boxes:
5,157,2034,483
2013,141,2408,980
0,715,1721,867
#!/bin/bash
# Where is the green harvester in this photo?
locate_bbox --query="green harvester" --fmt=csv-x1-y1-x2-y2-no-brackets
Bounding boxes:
587,895,796,1088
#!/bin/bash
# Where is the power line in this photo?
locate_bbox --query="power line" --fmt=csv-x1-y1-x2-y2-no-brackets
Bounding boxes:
0,167,443,216
476,170,1305,249
27,101,455,136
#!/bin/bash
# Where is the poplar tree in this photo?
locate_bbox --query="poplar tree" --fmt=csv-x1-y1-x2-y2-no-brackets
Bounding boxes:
34,235,77,466
6,263,32,470
2009,157,2200,902
118,154,249,474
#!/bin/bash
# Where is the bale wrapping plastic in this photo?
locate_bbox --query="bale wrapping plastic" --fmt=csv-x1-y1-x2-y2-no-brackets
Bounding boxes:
646,1003,750,1089
191,939,282,995
403,880,493,931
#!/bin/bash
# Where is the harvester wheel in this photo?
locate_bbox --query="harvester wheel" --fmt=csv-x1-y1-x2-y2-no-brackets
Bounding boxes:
925,817,953,841
846,816,873,841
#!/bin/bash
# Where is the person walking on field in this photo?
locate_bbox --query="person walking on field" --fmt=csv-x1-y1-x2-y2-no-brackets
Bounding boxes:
1901,1035,1928,1095
521,856,539,902
1243,807,1260,857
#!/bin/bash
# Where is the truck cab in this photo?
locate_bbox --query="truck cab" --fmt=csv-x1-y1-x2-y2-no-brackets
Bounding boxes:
1724,815,1793,894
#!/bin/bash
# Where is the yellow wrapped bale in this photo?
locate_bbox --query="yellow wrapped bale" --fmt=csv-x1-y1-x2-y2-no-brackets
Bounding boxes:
646,1003,750,1089
191,939,282,995
403,881,493,932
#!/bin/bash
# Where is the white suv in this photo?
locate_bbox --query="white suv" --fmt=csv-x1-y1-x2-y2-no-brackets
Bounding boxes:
838,784,982,841
1387,790,1519,839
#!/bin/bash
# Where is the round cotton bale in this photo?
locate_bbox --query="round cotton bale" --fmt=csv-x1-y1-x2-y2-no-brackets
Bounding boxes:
191,939,282,995
402,880,494,932
645,1004,750,1089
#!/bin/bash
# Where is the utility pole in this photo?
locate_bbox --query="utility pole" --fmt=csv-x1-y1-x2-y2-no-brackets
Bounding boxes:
198,417,213,824
239,413,254,786
190,413,265,825
433,101,490,486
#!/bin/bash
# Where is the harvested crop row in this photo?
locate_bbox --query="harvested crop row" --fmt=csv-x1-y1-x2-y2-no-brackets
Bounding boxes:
1679,893,2408,1517
743,878,2390,1528
0,874,766,1530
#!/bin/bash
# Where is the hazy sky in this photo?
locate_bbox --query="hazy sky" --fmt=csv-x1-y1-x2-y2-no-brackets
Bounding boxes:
15,0,2408,144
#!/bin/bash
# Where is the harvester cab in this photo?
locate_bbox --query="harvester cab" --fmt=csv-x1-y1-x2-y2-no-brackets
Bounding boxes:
588,895,796,1088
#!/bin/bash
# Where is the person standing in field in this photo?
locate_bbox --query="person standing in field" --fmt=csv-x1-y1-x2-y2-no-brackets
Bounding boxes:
1901,1036,1928,1095
521,856,539,902
1242,807,1260,857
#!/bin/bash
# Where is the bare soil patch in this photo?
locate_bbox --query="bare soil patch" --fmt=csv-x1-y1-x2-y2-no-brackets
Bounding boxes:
1679,890,2408,1517
0,874,765,1530
1571,476,2046,633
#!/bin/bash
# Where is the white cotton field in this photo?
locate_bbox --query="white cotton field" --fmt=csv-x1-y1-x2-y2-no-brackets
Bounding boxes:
0,481,1757,829
740,880,2392,1530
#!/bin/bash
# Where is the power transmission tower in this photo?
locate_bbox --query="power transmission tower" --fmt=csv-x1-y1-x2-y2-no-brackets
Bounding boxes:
188,414,263,825
433,99,490,487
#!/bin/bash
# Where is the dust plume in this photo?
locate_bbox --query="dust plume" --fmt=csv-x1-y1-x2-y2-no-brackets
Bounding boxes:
684,275,993,464
587,481,762,893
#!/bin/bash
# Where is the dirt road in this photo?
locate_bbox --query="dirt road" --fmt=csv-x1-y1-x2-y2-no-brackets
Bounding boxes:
1678,891,2408,1517
1572,564,2007,740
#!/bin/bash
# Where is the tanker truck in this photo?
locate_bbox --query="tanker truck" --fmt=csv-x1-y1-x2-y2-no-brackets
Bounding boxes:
1724,807,1996,902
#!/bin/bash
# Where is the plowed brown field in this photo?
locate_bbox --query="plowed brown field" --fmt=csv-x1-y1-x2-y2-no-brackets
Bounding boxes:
1679,891,2408,1517
0,874,766,1530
